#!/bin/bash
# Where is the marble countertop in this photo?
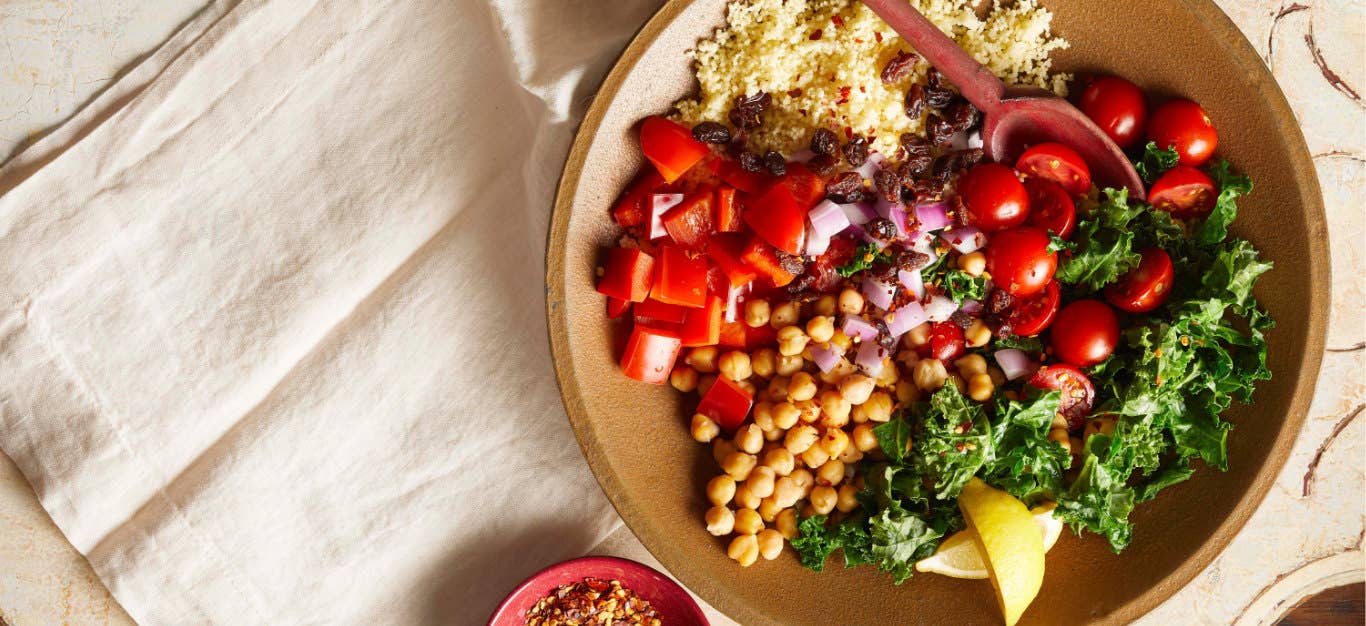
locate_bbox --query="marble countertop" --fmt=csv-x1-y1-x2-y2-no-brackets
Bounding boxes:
0,1,1360,624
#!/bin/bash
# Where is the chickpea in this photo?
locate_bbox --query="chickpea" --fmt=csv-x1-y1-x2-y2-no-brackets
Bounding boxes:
736,379,757,396
735,424,764,454
721,451,758,481
745,299,771,328
753,402,775,432
767,375,790,402
947,372,967,394
895,380,920,404
853,391,894,423
698,375,716,397
795,399,821,424
987,365,1007,387
691,414,720,443
751,348,777,378
818,428,851,459
839,374,876,405
816,459,846,486
817,390,852,428
772,476,804,508
770,301,800,329
829,329,853,353
686,346,718,373
713,439,736,466
727,534,760,567
836,483,861,513
814,294,837,317
958,251,987,276
838,288,865,315
784,424,820,455
904,322,932,348
762,448,796,476
757,529,785,560
874,358,900,387
790,468,815,497
733,481,761,510
745,466,777,499
757,496,783,522
670,366,699,393
762,427,784,442
719,351,753,381
800,444,830,469
818,358,856,385
705,506,735,536
836,444,864,464
895,347,921,370
777,326,810,357
810,485,838,515
965,319,992,348
1085,416,1117,441
1048,427,1071,454
776,354,804,376
852,423,880,452
772,401,801,429
734,508,764,535
1051,411,1070,430
787,372,818,402
806,316,836,344
706,475,736,506
913,358,949,391
968,372,995,401
955,354,988,377
776,508,799,538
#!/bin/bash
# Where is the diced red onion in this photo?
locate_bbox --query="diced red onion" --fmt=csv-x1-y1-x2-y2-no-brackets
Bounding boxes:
874,196,911,238
809,344,845,373
805,225,832,256
941,226,987,254
884,301,928,338
852,151,888,180
841,202,876,226
897,269,926,300
855,341,888,376
841,315,879,342
809,200,852,239
913,200,952,232
959,299,983,316
967,129,984,150
724,282,751,323
905,229,937,253
790,148,815,163
649,193,684,240
924,294,958,322
995,349,1038,381
861,276,897,311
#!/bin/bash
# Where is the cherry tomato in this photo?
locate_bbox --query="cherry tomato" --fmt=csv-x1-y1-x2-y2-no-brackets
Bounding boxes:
1003,281,1061,337
1077,76,1148,149
1015,142,1092,196
958,163,1030,231
1049,299,1120,367
1148,166,1217,219
1106,248,1175,313
929,322,966,362
1028,364,1096,431
1023,179,1077,239
985,227,1057,297
1147,99,1218,167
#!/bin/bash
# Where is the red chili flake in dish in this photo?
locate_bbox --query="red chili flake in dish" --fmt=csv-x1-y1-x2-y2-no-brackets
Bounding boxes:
809,29,823,40
836,86,852,105
524,577,662,626
788,88,804,98
832,15,845,27
874,31,883,42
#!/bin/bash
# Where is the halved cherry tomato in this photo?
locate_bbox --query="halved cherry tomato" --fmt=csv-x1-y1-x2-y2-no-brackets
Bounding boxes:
596,247,655,302
620,324,683,384
649,246,708,308
929,322,966,362
744,184,807,255
716,158,769,194
1016,142,1092,196
1028,364,1096,431
1077,76,1147,149
639,117,710,183
1148,165,1217,219
1049,299,1120,367
1024,179,1077,240
634,298,688,325
739,238,799,287
959,163,1030,231
1147,99,1218,167
985,227,1057,297
706,233,759,287
662,188,716,249
612,170,667,227
697,376,754,432
606,297,631,319
715,186,742,232
1106,248,1175,312
679,295,723,347
1003,281,1061,337
776,162,826,209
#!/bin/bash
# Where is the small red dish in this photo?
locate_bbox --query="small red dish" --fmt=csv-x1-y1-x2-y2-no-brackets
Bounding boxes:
487,555,709,625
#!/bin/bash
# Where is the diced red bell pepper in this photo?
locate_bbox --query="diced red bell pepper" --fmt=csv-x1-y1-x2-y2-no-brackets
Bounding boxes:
662,188,716,250
740,238,798,287
716,158,769,194
611,170,667,227
744,184,807,255
621,324,683,385
650,246,708,308
679,295,723,347
697,376,754,432
706,233,758,287
718,320,747,348
723,281,751,323
634,298,688,325
715,186,742,232
648,193,685,241
606,297,631,319
596,247,655,302
776,162,826,209
640,117,710,184
745,323,777,350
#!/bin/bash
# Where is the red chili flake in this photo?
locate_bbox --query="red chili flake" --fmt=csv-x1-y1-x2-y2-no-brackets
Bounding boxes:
859,86,867,93
844,126,854,139
788,88,804,98
809,29,823,40
875,31,883,42
854,39,864,44
832,15,845,27
836,86,852,105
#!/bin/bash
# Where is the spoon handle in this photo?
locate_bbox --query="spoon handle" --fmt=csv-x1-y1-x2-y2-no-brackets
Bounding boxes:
861,0,1006,111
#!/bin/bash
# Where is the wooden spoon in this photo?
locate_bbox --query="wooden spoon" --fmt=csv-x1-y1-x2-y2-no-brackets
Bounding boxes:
862,0,1146,199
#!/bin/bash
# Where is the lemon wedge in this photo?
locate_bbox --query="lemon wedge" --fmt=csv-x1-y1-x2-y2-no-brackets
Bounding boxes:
915,503,1062,579
957,478,1046,626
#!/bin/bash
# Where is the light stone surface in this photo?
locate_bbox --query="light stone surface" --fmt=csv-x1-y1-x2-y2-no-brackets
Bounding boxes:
0,1,1360,625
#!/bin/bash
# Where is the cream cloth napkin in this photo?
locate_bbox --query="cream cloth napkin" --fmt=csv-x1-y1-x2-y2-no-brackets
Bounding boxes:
0,0,665,623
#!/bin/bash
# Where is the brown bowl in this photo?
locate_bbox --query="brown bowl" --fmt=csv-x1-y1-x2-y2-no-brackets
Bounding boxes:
546,1,1329,624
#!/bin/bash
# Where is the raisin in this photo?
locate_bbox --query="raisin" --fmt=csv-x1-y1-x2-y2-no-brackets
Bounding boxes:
739,151,764,173
881,51,919,84
786,273,816,295
763,151,787,176
950,310,974,329
810,128,839,155
926,114,956,146
903,83,926,120
894,248,930,272
925,86,955,109
825,172,867,203
944,98,979,132
933,148,985,181
843,135,869,167
986,288,1014,314
927,67,948,89
729,92,772,129
875,321,898,349
902,155,934,179
873,169,901,203
778,252,805,276
900,133,932,157
691,121,731,144
867,218,898,242
808,153,838,176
